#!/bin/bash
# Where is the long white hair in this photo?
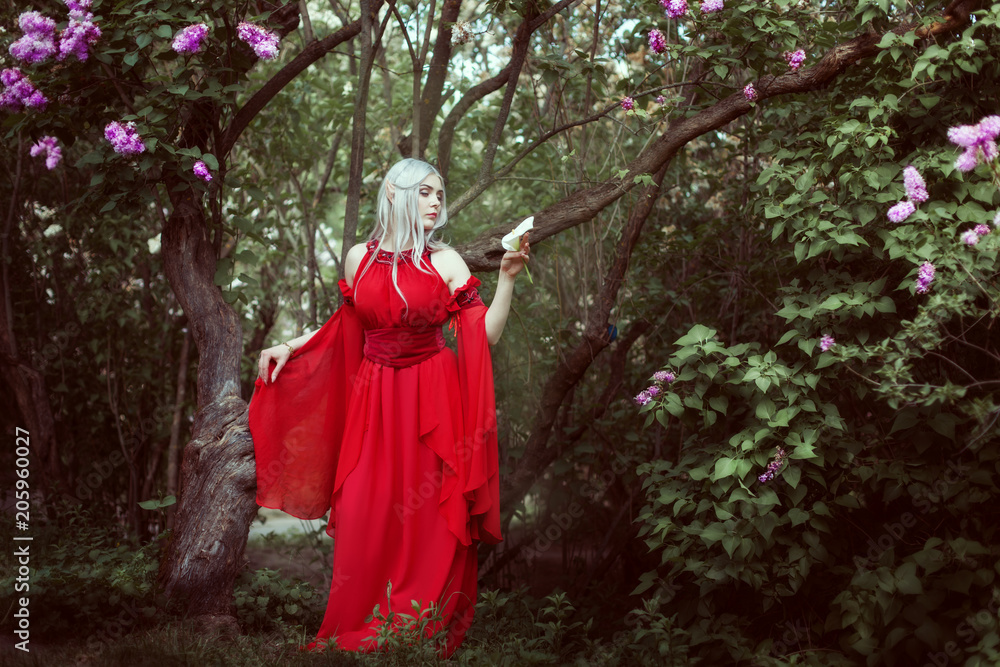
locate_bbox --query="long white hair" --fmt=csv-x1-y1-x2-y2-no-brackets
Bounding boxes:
355,158,450,309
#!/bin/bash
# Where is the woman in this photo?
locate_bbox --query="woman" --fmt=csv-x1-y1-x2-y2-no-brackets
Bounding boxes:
247,158,529,657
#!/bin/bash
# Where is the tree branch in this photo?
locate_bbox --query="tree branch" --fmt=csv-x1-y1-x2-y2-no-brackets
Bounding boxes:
500,163,668,511
454,0,982,272
220,18,363,156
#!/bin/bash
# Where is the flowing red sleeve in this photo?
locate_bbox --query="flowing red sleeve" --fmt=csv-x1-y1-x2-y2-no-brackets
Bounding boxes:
448,277,503,544
248,280,364,519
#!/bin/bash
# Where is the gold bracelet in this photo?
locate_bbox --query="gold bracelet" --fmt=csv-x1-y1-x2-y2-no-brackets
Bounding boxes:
283,342,295,354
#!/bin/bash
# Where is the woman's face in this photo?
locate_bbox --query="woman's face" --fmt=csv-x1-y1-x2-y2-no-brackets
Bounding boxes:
417,173,444,231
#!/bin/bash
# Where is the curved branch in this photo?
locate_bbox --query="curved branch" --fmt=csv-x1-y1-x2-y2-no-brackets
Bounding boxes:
499,163,668,511
220,18,363,156
437,62,512,177
455,0,982,272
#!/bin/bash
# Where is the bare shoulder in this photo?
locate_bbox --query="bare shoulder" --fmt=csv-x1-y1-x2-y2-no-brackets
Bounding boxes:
430,247,472,294
345,243,369,287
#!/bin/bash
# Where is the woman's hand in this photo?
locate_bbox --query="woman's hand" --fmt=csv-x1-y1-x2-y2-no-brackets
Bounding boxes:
499,232,530,280
258,344,292,385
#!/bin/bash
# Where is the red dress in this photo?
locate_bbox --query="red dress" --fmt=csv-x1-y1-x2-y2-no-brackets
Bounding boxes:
248,240,501,657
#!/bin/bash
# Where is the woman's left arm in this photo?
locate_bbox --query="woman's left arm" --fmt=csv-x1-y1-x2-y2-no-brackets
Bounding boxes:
484,235,530,345
432,236,530,345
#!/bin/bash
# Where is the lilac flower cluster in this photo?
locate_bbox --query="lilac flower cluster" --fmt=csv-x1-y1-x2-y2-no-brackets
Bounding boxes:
915,262,935,294
758,447,787,484
648,29,666,55
743,83,757,102
902,166,928,203
948,115,1000,172
960,224,991,246
634,370,676,406
701,0,725,13
10,4,102,65
621,96,635,112
172,24,210,55
655,94,666,105
0,68,48,112
193,160,212,182
29,136,62,169
104,121,145,155
58,11,102,62
819,334,835,352
886,200,915,224
10,12,58,64
661,0,688,19
237,22,280,60
784,49,805,71
887,165,927,223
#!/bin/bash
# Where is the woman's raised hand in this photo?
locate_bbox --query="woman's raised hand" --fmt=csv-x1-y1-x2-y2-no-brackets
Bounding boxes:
500,232,530,279
257,344,292,385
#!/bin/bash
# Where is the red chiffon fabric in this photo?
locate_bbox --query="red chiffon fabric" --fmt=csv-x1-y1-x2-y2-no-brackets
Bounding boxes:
247,241,501,657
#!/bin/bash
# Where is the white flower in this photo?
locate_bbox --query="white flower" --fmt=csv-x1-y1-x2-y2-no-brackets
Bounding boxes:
501,216,534,251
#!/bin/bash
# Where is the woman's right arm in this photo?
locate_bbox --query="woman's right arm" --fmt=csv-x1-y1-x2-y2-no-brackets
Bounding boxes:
257,243,369,384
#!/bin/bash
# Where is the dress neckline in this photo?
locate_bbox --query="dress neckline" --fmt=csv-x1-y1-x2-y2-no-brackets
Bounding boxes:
366,239,429,264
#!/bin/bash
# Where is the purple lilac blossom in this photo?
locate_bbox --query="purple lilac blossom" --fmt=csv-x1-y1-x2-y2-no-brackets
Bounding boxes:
948,115,1000,172
634,390,652,406
58,13,102,62
701,0,724,13
758,447,787,484
10,34,57,64
19,11,57,37
193,160,212,182
974,223,990,236
653,370,675,383
0,69,48,112
903,166,928,203
64,0,93,11
743,83,757,102
10,12,58,64
915,262,935,294
961,229,979,246
661,0,688,19
621,96,635,111
819,334,835,352
30,136,62,169
104,121,145,155
887,200,915,223
172,24,210,54
648,29,666,55
784,49,805,71
236,22,280,60
655,94,666,105
647,385,661,397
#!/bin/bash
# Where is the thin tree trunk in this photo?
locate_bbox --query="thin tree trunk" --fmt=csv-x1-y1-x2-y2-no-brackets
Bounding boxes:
341,0,384,267
166,327,191,532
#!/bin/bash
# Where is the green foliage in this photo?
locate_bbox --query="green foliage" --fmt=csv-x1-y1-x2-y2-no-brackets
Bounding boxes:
233,567,321,631
0,504,164,641
624,2,1000,663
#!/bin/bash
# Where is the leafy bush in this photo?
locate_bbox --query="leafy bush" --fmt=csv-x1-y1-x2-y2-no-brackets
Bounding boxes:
0,503,163,641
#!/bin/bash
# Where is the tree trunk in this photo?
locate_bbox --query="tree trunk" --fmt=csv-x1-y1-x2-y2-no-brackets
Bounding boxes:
156,187,258,627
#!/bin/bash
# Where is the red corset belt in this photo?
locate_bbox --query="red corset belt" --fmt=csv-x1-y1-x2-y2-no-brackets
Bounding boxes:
363,327,445,368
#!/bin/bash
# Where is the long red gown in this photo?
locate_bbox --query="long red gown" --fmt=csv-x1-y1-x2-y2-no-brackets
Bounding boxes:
247,240,501,657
